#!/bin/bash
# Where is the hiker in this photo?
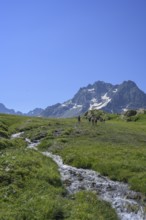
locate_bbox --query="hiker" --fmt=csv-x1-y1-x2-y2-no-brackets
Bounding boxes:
99,117,105,122
94,117,98,125
88,116,91,123
91,116,95,125
78,115,81,123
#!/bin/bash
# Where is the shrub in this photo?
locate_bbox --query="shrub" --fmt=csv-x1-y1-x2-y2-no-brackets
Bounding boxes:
0,122,8,131
0,130,9,138
0,139,13,150
59,138,68,143
63,128,73,135
124,110,137,117
37,139,53,151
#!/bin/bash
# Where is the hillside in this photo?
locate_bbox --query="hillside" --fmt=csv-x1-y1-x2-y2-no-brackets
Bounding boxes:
0,112,146,219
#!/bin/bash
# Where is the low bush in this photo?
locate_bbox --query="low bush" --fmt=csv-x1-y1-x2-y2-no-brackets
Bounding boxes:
124,110,137,117
0,139,13,150
0,130,9,138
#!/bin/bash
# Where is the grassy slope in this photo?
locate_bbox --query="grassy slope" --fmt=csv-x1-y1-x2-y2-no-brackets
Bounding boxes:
52,116,146,196
0,114,118,220
25,113,146,196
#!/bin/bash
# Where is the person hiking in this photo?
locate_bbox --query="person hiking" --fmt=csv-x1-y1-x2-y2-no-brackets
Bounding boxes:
78,115,81,123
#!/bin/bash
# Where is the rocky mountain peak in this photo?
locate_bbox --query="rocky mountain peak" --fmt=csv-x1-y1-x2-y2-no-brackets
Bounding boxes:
1,80,146,117
41,80,146,117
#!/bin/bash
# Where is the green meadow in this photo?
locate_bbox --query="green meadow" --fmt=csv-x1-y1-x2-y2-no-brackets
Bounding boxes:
0,111,146,219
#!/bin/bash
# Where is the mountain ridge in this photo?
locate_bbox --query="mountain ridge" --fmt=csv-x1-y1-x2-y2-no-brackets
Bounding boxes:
1,80,146,117
41,80,146,117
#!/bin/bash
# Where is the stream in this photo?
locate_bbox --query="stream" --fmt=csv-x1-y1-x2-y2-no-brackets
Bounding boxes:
11,133,146,220
43,152,146,220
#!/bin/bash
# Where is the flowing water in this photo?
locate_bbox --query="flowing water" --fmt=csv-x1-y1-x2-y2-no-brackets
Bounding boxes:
11,132,24,139
43,152,146,220
25,138,40,150
11,133,146,220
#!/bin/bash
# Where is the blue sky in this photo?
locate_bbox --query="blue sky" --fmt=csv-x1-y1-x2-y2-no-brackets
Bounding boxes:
0,0,146,113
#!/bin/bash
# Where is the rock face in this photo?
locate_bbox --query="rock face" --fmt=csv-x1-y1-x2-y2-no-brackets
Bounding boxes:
41,80,146,117
103,81,146,113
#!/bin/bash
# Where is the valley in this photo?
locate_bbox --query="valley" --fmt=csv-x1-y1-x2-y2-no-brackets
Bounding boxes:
0,111,146,219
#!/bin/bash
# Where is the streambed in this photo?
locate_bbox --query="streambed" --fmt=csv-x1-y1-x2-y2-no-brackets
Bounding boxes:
11,133,146,220
43,152,146,220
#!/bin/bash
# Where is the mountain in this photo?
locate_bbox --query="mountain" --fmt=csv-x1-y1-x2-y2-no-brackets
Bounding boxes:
0,103,22,115
102,81,146,113
1,80,146,117
0,103,42,117
41,80,146,117
27,108,44,117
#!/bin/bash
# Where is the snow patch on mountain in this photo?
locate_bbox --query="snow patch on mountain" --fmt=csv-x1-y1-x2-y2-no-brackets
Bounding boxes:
113,89,118,93
72,104,83,109
123,108,128,112
61,100,72,107
101,93,111,101
89,93,111,110
88,88,95,92
61,103,67,107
